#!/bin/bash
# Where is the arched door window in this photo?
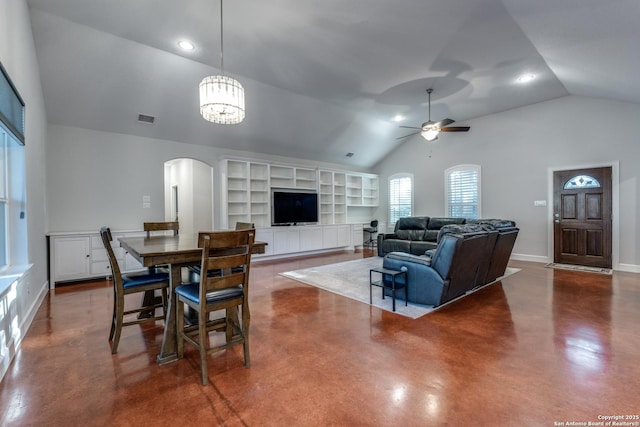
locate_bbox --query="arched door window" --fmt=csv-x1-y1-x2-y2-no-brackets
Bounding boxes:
563,175,601,189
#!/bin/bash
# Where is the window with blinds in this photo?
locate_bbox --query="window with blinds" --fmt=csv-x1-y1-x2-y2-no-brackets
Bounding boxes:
389,173,413,226
445,165,481,219
0,62,25,145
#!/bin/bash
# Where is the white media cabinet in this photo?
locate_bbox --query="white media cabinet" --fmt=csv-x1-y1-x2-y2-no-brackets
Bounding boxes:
47,230,147,287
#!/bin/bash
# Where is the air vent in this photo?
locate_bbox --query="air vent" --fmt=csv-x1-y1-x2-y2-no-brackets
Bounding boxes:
137,113,155,124
346,152,354,157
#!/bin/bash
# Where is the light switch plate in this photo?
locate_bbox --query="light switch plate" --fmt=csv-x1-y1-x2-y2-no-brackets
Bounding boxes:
534,200,547,207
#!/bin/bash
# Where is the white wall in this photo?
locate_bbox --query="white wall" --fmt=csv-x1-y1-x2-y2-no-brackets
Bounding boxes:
45,124,367,233
373,95,640,271
0,0,50,381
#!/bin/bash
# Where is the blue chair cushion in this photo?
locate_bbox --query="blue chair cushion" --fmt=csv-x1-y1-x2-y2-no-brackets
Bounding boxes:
175,282,243,304
122,272,169,289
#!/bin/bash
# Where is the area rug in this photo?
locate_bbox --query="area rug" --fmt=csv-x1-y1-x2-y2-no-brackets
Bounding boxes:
545,262,613,275
280,257,520,319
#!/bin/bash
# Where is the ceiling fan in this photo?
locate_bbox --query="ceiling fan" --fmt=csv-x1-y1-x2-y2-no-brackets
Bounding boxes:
397,88,470,142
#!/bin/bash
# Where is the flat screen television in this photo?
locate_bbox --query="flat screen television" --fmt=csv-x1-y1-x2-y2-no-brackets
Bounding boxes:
272,190,318,225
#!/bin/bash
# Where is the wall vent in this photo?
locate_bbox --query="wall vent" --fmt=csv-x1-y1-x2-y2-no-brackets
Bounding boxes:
137,113,155,124
345,152,354,157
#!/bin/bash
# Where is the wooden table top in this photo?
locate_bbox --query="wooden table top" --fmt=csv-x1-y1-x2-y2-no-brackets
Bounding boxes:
119,234,266,267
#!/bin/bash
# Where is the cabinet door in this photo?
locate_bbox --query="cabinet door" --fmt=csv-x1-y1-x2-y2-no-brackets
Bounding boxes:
337,225,351,247
299,227,323,251
352,224,364,246
124,252,144,272
53,237,91,282
273,229,300,254
322,226,338,248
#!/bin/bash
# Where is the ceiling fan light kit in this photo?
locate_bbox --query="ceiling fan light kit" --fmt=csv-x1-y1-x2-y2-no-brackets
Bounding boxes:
397,88,470,142
421,124,439,141
199,0,245,124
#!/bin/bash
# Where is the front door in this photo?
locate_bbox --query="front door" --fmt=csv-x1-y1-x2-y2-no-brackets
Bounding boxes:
553,167,612,268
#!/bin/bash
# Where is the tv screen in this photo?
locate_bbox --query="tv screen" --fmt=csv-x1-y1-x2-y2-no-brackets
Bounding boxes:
272,191,318,225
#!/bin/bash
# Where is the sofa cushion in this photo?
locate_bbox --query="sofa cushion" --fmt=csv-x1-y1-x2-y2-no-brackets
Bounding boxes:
410,241,437,255
427,217,466,230
423,230,439,242
395,216,428,240
380,239,411,254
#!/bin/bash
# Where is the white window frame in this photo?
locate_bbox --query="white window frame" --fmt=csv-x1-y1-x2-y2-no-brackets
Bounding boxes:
0,126,8,270
445,164,481,219
388,173,413,228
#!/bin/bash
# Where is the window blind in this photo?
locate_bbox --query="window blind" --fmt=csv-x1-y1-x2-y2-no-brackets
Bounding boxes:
446,168,479,218
389,175,412,225
0,62,25,145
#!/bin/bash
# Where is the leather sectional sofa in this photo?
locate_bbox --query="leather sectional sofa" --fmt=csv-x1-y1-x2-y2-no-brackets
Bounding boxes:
377,216,466,257
378,218,519,307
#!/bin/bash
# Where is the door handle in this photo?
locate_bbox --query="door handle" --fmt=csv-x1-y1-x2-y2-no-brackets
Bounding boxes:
554,220,560,224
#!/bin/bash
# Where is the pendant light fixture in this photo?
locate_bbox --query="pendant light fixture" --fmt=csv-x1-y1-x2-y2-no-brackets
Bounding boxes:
199,0,245,124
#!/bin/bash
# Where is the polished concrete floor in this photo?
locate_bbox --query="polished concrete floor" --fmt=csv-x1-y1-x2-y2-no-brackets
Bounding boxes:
2,249,640,426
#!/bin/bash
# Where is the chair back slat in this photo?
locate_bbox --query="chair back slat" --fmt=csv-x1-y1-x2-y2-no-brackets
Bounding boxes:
204,253,247,271
197,230,254,249
235,222,255,230
144,221,179,237
205,273,246,291
198,230,255,299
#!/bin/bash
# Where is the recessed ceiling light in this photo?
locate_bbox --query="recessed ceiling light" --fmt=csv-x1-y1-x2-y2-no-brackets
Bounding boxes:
392,115,405,122
178,40,195,51
517,73,535,83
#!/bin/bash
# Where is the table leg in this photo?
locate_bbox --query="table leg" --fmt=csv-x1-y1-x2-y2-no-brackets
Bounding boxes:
157,263,183,365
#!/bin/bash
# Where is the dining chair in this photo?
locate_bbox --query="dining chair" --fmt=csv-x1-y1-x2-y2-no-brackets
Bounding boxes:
140,221,179,315
175,229,255,385
188,222,255,280
100,226,170,354
143,221,179,237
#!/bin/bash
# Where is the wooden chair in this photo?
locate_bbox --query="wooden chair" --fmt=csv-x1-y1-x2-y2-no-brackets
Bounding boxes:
100,227,169,354
143,221,179,237
140,221,179,316
175,229,255,385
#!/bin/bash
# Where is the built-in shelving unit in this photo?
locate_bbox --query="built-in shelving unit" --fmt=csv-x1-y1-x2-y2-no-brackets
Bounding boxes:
346,173,378,207
270,164,317,189
224,159,271,228
319,170,347,224
222,158,378,230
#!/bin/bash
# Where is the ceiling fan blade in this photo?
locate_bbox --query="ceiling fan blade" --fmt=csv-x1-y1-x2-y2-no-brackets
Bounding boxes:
396,131,420,139
434,118,455,128
398,125,421,130
440,126,470,132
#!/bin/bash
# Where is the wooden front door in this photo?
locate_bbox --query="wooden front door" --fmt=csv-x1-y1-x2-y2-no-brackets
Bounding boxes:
553,167,612,268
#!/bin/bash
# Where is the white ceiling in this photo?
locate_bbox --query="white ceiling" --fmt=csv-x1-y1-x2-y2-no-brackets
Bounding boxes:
26,0,640,168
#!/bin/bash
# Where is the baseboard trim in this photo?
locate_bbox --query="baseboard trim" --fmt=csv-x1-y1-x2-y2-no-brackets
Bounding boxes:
511,253,640,273
510,253,550,264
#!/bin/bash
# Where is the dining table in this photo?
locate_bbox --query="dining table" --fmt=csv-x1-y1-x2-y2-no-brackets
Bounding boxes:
118,233,266,365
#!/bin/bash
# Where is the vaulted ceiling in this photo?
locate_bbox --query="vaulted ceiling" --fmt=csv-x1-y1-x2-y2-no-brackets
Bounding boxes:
26,0,640,168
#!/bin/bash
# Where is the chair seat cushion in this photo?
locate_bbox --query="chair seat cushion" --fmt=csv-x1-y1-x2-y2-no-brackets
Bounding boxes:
122,272,169,289
175,282,243,304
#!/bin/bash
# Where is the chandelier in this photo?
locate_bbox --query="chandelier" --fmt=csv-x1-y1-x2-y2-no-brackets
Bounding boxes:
199,0,245,124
